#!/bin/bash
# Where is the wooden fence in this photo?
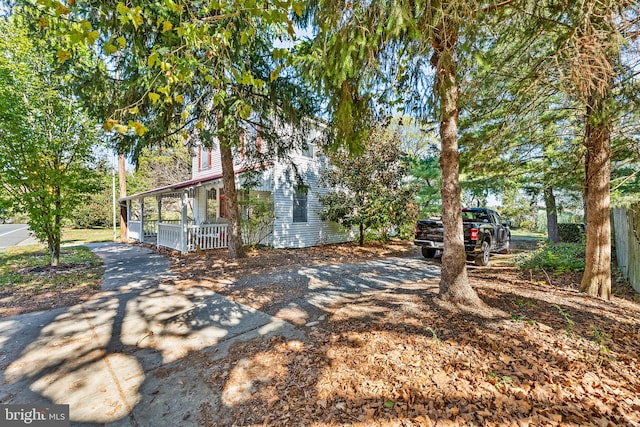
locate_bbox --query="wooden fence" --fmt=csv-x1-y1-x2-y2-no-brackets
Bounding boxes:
612,204,640,293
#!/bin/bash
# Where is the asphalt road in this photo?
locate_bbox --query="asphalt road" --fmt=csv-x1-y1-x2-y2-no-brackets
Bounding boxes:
0,224,32,250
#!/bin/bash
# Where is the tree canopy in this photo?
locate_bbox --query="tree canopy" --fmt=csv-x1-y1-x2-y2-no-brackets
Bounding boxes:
0,15,102,265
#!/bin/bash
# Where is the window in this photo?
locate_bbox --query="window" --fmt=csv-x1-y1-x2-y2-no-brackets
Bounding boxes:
301,142,314,158
200,146,211,170
206,189,218,222
293,186,308,223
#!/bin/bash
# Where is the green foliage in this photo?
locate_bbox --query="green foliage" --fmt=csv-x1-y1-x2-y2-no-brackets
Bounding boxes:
518,242,585,274
134,143,192,190
405,155,442,217
319,124,417,245
67,160,116,229
558,223,585,243
239,190,275,247
0,16,102,265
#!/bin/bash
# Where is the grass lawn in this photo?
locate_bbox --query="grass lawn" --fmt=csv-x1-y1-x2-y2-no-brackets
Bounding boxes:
0,241,105,317
62,227,119,244
510,228,547,239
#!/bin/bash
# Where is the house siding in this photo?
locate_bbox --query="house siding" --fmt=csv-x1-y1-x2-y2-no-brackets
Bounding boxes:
189,126,353,249
271,145,352,249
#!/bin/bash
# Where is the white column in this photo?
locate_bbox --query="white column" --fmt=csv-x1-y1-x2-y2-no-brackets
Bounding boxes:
126,200,131,240
181,191,188,254
157,196,162,249
140,198,145,243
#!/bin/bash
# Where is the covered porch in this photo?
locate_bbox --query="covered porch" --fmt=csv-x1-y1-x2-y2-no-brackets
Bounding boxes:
121,175,230,254
120,173,274,254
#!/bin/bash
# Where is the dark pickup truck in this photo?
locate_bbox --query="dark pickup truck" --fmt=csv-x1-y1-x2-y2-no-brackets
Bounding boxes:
414,207,511,266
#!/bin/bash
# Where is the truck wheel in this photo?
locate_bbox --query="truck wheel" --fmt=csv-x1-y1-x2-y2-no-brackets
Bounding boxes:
475,240,490,266
421,247,436,258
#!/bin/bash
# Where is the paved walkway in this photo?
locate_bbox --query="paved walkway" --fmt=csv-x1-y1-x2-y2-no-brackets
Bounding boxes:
0,242,301,426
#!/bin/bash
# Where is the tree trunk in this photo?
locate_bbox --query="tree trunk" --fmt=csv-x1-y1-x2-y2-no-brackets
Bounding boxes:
580,96,611,300
359,222,364,246
220,141,246,259
544,185,560,243
49,188,62,266
119,153,127,241
432,23,482,306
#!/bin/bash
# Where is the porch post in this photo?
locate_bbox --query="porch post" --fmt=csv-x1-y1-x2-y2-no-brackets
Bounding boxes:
180,190,188,254
126,200,131,240
140,198,145,243
157,195,162,249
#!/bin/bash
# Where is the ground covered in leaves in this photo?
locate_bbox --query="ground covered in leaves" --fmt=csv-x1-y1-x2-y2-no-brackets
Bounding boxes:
170,241,640,427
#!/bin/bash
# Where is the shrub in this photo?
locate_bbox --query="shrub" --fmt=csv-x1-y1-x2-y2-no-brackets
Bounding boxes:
558,223,585,243
519,220,536,231
518,242,585,274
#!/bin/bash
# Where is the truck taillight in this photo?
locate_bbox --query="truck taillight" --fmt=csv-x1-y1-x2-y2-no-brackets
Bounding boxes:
470,228,479,241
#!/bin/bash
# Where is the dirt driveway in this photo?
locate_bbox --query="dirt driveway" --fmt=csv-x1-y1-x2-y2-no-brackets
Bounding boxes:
168,241,640,427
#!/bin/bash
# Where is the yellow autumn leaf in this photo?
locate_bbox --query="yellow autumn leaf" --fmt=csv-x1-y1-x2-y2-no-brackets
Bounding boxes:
174,94,184,103
86,30,99,44
53,1,71,15
148,52,158,68
113,124,129,134
148,92,161,103
117,36,127,48
38,17,49,28
162,21,173,33
57,49,71,63
104,43,118,55
102,119,118,131
129,121,148,136
129,106,139,115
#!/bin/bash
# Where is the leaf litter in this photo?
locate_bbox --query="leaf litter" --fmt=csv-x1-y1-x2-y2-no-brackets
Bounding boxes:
143,242,640,426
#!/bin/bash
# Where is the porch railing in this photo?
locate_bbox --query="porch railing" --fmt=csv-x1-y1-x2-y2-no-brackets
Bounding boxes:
189,223,229,250
143,220,158,237
128,220,142,241
158,223,182,252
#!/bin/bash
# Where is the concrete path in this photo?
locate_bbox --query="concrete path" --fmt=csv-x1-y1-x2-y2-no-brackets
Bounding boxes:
0,242,301,426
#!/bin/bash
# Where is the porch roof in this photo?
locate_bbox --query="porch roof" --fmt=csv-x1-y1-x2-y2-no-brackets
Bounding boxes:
119,173,223,202
118,163,273,202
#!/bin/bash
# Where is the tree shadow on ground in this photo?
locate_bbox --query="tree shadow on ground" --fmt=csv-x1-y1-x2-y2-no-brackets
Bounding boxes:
184,255,640,426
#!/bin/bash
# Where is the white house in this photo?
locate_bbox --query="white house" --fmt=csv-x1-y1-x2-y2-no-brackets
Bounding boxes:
120,127,353,253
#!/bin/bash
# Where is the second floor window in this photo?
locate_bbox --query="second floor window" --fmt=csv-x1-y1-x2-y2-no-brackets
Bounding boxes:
301,142,314,158
200,146,211,170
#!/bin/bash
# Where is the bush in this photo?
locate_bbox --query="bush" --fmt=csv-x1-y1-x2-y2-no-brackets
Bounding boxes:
558,223,585,243
517,242,585,274
519,220,536,231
